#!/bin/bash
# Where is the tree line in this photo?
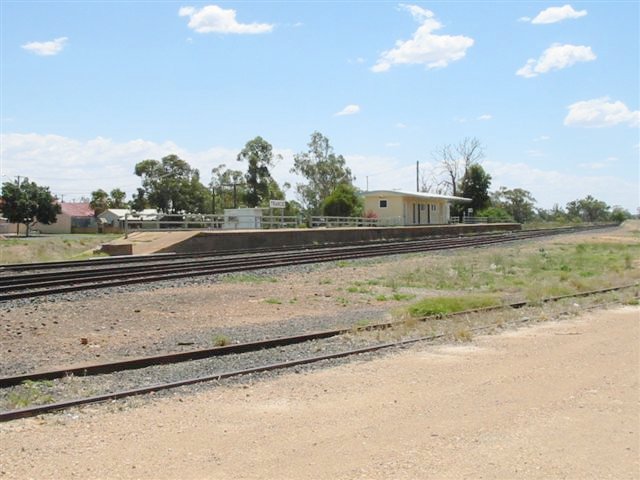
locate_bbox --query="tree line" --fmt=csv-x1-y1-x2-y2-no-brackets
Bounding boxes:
422,137,633,224
1,133,634,236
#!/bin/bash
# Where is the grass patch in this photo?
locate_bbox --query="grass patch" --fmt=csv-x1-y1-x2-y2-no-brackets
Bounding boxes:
8,380,54,408
223,273,278,284
388,242,640,302
0,234,119,265
264,298,282,305
407,295,500,318
392,292,415,301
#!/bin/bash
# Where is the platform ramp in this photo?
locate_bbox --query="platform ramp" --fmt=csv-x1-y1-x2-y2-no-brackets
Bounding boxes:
100,231,201,256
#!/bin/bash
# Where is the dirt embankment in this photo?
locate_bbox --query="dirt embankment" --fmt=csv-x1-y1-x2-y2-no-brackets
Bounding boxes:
1,306,638,479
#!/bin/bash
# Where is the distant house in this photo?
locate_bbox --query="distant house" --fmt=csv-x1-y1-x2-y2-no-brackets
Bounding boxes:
98,208,159,232
362,190,471,226
33,202,97,234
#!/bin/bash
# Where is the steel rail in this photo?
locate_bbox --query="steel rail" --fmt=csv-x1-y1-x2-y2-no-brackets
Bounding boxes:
0,225,612,289
0,232,520,286
0,224,615,273
0,226,614,302
1,283,635,422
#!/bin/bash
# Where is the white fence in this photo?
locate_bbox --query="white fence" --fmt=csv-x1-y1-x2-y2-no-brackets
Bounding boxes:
123,214,388,234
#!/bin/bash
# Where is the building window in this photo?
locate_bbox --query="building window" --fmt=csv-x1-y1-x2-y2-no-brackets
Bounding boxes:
431,205,437,211
379,199,388,208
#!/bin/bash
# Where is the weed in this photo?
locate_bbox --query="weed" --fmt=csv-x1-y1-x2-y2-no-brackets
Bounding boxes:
375,294,388,301
8,380,54,408
319,278,332,285
264,298,282,305
336,297,349,306
355,318,371,328
212,334,230,347
392,292,415,301
407,295,500,318
454,328,473,342
347,286,359,293
336,260,351,268
223,273,277,284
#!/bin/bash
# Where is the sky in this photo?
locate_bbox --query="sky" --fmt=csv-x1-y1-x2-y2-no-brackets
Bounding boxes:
1,1,639,212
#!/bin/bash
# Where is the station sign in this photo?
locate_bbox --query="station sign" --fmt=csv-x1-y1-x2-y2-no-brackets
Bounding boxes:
269,200,286,209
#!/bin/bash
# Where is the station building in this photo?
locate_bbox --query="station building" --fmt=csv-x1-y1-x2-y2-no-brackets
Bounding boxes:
362,190,471,225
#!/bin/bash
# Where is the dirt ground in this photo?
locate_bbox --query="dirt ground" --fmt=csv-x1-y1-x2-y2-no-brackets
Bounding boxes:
1,305,638,479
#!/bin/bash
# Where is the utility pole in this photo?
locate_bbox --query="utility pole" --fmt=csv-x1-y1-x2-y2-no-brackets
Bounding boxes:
416,161,419,192
366,176,369,191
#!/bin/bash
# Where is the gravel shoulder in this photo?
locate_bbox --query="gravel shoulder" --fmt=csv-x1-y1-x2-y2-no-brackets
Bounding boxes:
1,306,638,479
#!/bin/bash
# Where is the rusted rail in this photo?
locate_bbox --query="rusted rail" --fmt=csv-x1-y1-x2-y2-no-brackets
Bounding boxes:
1,282,635,422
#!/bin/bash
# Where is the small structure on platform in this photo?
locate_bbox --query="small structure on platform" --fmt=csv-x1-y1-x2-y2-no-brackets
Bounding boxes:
362,190,470,225
223,208,263,230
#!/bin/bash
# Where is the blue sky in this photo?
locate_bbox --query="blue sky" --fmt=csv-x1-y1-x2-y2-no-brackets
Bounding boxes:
1,1,638,211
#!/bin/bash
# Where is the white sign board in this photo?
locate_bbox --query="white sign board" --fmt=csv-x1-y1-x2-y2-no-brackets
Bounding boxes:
269,200,286,209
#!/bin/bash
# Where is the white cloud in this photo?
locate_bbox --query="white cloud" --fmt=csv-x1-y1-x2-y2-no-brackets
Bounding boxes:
516,43,595,78
21,37,68,56
579,157,618,170
531,4,587,24
179,5,273,34
477,114,492,121
518,16,531,23
525,149,545,158
533,135,551,141
335,104,361,116
395,122,407,129
564,97,640,128
372,4,474,73
485,160,637,210
385,142,401,148
0,133,238,200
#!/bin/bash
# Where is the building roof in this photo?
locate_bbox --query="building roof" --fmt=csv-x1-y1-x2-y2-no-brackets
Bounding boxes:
60,202,94,217
98,208,159,219
362,190,471,203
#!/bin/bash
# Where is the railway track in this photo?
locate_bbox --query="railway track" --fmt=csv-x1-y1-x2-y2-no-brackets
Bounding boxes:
0,224,616,302
0,283,636,422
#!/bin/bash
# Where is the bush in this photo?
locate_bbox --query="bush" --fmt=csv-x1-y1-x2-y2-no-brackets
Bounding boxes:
477,206,512,221
322,184,363,217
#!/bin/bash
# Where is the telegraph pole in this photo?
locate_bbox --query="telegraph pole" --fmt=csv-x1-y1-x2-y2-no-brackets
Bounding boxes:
416,161,419,192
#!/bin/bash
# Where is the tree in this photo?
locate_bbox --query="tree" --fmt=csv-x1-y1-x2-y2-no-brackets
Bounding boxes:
210,164,245,213
492,187,536,223
130,187,148,212
610,206,632,223
428,137,485,197
237,136,282,208
291,131,354,214
322,184,363,217
566,195,610,222
90,189,110,216
110,188,127,208
134,154,208,213
1,178,61,236
460,164,491,213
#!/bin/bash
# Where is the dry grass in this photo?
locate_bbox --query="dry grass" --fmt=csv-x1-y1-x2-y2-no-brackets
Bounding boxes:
0,234,117,264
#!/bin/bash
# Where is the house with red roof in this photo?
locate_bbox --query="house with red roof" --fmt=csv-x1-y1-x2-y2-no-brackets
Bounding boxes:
33,202,97,234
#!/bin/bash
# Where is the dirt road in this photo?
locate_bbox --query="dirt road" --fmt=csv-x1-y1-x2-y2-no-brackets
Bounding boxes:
1,306,638,479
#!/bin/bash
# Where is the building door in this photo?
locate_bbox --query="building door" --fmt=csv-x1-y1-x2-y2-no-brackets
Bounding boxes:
427,204,431,224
